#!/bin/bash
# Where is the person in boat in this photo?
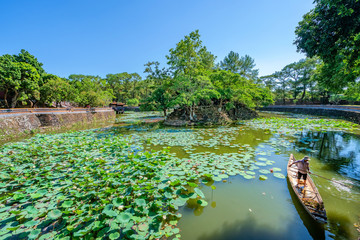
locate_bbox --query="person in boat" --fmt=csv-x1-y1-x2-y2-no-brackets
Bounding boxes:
289,156,311,187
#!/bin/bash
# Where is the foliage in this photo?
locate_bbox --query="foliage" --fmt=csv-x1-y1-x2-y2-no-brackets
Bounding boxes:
220,51,259,79
0,51,41,108
127,98,139,106
146,30,273,119
345,81,360,102
0,131,185,239
166,30,215,77
40,74,74,107
262,58,321,104
295,0,360,89
210,70,272,108
142,62,174,116
69,75,114,107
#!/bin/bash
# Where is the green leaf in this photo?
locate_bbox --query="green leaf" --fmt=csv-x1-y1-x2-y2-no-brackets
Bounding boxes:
47,209,62,220
187,182,198,188
112,198,123,207
259,175,267,180
109,232,120,240
134,199,146,207
116,212,132,224
28,229,41,239
103,204,117,217
24,220,39,227
62,200,73,208
273,173,285,179
194,188,205,198
197,199,208,207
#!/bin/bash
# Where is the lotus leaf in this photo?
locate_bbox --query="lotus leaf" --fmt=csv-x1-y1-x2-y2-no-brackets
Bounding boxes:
259,169,270,174
194,188,205,198
117,212,132,224
135,199,147,207
28,229,41,239
197,199,208,207
273,173,286,179
259,175,268,180
62,200,73,208
47,209,62,220
109,232,120,240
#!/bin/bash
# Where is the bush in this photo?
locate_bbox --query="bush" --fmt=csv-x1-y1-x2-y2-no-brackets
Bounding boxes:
127,98,139,106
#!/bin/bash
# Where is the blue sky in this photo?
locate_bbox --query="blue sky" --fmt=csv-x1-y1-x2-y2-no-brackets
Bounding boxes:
0,0,314,78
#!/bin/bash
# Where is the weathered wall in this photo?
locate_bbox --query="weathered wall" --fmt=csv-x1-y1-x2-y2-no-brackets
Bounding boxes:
261,106,360,124
0,111,116,142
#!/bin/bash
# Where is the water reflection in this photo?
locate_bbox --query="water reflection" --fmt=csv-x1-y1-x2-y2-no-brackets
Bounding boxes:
295,131,360,181
196,215,305,240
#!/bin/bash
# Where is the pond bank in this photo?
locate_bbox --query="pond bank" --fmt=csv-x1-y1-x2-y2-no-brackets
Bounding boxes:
164,105,257,126
0,110,115,142
261,105,360,124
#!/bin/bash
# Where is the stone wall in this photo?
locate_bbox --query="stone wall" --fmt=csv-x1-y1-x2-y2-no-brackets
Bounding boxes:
0,111,116,142
261,106,360,124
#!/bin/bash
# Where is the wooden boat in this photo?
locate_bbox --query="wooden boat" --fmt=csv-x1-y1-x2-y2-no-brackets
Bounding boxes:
287,154,327,223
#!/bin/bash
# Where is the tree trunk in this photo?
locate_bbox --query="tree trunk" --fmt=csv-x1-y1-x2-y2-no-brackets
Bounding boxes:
300,84,307,100
4,89,9,108
189,106,193,121
10,91,19,108
28,100,34,108
163,108,167,117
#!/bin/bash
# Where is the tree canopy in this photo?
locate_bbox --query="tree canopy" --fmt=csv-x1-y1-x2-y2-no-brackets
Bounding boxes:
295,0,360,89
143,30,273,118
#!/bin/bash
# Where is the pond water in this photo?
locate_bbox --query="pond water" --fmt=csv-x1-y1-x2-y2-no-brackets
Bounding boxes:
115,113,360,240
0,112,359,240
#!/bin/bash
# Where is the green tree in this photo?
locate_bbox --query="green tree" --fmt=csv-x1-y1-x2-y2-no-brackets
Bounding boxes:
166,30,215,77
210,70,272,109
166,30,218,119
220,51,259,79
295,0,360,89
0,54,40,108
40,74,74,107
143,62,174,116
69,74,113,107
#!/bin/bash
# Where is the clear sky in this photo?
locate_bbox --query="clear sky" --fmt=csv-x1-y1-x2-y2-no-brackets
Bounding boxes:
0,0,314,78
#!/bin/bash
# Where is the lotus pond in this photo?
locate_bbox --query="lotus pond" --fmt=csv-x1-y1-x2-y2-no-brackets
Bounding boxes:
0,112,360,240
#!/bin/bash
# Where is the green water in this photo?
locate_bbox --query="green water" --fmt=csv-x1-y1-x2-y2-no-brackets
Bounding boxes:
114,113,360,240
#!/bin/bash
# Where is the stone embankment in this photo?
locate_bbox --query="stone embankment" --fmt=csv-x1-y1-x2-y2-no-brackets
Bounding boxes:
0,109,115,141
261,105,360,124
164,104,257,126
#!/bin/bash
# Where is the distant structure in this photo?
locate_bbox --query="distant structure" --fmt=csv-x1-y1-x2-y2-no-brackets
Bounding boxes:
109,102,125,114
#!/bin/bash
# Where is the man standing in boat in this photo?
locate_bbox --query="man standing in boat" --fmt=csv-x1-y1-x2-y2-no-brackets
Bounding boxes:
289,156,311,188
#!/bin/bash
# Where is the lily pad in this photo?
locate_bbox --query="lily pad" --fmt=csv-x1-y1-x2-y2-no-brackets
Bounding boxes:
48,209,62,220
259,175,268,180
273,173,286,179
194,188,205,198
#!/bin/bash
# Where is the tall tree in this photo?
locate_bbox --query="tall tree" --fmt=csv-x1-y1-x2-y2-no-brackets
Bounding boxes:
69,74,113,107
220,51,259,79
295,0,360,89
143,62,173,115
166,30,215,77
0,54,40,108
166,30,218,120
40,74,74,107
